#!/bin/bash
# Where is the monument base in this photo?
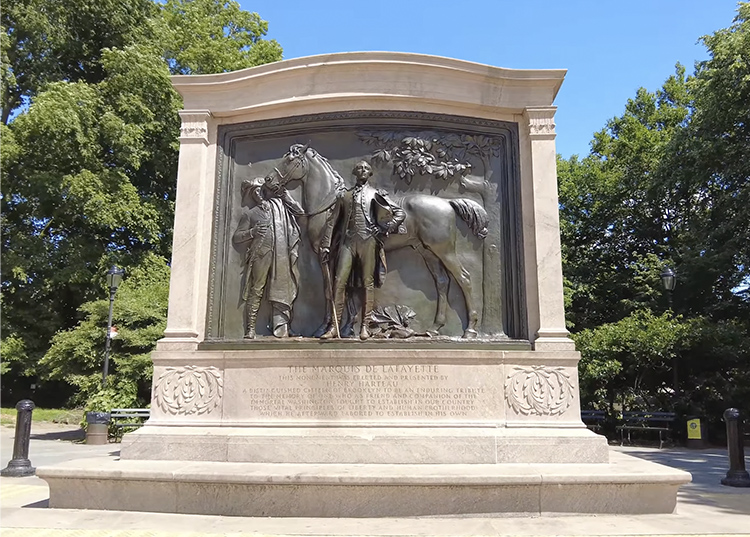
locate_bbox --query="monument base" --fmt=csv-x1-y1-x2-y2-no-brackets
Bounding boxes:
75,347,690,516
120,426,610,464
38,451,690,516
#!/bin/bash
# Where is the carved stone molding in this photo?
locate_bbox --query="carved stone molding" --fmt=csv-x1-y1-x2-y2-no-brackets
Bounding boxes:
153,365,223,415
523,107,557,140
504,365,574,416
179,110,212,143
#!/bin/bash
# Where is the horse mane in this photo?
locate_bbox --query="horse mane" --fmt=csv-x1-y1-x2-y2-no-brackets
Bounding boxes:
305,148,346,192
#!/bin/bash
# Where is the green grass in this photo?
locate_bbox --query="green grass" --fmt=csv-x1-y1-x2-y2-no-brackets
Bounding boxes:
0,407,83,427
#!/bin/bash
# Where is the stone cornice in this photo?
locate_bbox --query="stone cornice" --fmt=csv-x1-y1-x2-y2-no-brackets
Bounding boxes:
171,52,566,118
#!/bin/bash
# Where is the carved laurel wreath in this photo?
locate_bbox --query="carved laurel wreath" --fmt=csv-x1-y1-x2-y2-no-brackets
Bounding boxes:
504,366,575,416
153,365,223,415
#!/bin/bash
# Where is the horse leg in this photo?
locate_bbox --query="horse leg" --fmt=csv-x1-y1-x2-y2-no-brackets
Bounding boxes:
415,244,449,335
429,246,478,339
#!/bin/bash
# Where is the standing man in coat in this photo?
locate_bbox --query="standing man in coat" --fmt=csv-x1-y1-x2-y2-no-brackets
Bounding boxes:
320,160,405,340
233,176,303,339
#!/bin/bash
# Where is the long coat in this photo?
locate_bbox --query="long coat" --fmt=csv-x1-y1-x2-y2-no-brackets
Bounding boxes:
233,189,303,307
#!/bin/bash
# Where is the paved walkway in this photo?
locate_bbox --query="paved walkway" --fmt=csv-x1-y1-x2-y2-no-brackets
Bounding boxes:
1,423,749,536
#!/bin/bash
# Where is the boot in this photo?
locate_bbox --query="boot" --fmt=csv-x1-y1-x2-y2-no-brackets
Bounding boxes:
359,325,370,340
360,289,374,340
273,323,289,338
320,325,340,339
341,290,358,338
244,296,261,339
272,306,290,338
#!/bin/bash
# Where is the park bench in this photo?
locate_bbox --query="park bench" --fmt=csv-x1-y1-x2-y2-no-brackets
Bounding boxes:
109,408,150,439
580,409,606,433
616,411,676,449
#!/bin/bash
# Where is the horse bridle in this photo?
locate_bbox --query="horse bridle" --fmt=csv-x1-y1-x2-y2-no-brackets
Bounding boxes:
277,147,342,218
271,147,305,184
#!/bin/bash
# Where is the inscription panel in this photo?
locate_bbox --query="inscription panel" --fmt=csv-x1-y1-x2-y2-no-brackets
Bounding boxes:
222,364,503,423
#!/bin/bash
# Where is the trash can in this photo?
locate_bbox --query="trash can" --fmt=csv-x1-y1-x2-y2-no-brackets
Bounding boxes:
85,411,110,445
686,416,708,449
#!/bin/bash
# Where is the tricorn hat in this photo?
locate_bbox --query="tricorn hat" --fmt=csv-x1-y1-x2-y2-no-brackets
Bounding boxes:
374,192,395,228
241,177,266,197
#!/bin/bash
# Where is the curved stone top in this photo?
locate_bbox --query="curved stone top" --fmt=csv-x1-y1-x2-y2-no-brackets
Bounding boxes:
172,52,566,119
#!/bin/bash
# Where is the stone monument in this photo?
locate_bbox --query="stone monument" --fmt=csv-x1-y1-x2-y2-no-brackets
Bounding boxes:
39,52,690,516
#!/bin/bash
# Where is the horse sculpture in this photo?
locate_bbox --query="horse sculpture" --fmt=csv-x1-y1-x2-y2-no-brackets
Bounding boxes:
275,143,489,339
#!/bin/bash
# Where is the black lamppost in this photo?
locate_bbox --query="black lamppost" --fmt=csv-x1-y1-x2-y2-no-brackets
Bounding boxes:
660,267,676,309
660,266,678,394
102,265,125,388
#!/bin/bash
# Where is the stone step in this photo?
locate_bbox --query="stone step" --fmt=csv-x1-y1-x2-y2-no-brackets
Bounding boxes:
38,450,690,517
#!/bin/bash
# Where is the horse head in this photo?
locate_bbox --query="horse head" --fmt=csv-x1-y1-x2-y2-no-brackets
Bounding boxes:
274,143,346,217
275,143,312,186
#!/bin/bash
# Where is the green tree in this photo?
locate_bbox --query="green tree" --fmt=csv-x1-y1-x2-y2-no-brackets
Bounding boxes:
1,0,156,124
160,0,282,74
40,253,169,406
574,311,687,412
564,4,750,433
1,0,282,406
1,46,181,394
558,67,690,331
658,3,750,321
676,318,750,429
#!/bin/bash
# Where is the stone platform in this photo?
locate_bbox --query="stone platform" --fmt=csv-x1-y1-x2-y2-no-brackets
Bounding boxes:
37,451,691,517
120,426,610,464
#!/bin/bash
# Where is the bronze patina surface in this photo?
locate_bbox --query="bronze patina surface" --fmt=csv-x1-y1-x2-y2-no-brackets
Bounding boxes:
209,111,523,341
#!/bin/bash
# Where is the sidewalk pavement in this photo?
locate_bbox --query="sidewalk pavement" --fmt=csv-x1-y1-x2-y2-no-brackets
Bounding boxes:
1,423,749,536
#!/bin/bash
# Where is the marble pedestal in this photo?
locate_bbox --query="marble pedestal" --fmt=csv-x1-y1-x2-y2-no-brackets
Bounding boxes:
38,345,691,516
121,345,605,465
120,425,609,465
37,53,692,517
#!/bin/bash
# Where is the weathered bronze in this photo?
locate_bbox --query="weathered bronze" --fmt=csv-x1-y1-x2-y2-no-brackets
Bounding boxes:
208,111,526,341
233,177,303,338
369,304,421,338
317,160,405,340
277,144,489,339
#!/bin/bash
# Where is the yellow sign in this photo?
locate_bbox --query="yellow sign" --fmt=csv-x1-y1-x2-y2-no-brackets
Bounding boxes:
687,418,702,439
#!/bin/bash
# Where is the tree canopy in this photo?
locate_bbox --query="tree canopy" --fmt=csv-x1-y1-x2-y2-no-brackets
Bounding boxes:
560,3,750,432
1,0,282,406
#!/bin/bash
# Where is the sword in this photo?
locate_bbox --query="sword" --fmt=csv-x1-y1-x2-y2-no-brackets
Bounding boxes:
323,261,341,338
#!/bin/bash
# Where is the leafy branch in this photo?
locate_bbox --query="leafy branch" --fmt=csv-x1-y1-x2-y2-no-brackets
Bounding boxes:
359,131,501,185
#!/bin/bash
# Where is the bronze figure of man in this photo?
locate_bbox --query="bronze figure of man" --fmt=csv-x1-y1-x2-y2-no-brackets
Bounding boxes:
320,160,405,340
233,177,303,339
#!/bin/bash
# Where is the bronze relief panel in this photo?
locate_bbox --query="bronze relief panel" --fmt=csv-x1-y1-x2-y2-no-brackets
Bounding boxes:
208,111,525,342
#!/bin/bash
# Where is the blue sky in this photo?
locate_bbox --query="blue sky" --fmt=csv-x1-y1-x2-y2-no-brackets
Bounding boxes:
239,0,741,158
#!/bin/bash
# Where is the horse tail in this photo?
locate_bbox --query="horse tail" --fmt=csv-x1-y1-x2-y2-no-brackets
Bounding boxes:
449,198,489,239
